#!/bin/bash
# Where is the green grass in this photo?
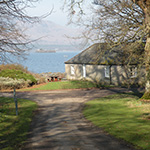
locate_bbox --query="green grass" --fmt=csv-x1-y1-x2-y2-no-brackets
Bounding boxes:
83,94,150,150
20,80,99,91
0,97,37,150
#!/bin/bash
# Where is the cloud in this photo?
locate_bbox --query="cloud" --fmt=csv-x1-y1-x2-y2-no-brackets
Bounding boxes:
26,0,68,26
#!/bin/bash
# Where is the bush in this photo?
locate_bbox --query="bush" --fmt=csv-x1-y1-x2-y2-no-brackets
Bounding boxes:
32,73,46,84
0,64,28,73
0,77,32,90
0,69,37,84
0,64,48,90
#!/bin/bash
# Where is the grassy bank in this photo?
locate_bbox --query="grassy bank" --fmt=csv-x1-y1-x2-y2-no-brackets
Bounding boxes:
19,80,100,91
0,97,37,150
0,64,46,90
83,93,150,150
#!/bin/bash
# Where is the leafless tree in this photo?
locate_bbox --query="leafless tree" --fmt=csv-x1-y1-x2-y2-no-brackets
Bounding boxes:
64,0,150,97
0,0,44,63
65,0,145,50
133,0,150,95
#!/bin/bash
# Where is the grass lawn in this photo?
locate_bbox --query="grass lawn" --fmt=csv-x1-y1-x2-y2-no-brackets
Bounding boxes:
0,97,37,150
20,80,100,91
83,93,150,150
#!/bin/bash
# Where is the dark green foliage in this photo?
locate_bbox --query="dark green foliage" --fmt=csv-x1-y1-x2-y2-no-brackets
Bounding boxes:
0,69,37,84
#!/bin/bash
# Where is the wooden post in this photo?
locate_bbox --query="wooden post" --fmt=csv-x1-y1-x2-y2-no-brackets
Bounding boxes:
14,88,18,116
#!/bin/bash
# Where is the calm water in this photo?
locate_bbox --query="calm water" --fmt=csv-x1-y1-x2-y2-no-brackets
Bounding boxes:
16,52,79,73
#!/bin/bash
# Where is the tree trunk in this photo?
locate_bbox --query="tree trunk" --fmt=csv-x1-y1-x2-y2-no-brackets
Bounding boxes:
142,37,150,99
141,3,150,99
145,38,150,91
132,0,150,99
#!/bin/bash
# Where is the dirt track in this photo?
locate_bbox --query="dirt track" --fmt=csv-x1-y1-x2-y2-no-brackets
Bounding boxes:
0,88,138,150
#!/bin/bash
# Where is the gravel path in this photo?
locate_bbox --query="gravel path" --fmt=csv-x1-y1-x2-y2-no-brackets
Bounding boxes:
0,88,138,150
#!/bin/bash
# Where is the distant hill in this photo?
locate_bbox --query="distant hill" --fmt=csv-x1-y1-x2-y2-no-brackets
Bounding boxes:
24,20,82,50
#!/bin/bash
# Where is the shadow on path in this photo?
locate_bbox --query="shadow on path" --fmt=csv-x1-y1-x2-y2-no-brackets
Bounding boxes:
0,88,140,150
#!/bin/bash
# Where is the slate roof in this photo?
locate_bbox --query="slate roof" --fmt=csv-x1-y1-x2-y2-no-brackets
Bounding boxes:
65,43,136,65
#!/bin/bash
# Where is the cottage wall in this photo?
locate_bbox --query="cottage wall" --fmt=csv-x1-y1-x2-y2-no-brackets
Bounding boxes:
65,64,83,80
65,64,110,84
85,65,128,85
111,66,125,85
111,66,146,86
85,65,110,84
65,64,145,86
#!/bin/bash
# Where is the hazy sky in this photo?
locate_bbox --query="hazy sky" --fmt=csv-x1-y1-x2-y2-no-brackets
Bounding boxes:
27,0,68,26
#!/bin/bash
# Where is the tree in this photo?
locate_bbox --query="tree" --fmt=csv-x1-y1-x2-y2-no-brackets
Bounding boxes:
64,0,150,98
133,0,150,96
0,0,41,63
65,0,145,49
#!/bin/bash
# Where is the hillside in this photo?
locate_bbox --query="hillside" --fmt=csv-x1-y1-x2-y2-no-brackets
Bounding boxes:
25,20,82,49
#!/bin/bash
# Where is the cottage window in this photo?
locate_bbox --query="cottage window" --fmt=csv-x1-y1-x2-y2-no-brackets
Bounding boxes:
83,64,86,78
130,67,137,78
71,65,75,75
104,66,110,78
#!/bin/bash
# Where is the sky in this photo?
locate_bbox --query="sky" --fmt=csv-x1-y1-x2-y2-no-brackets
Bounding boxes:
25,0,93,48
27,0,68,26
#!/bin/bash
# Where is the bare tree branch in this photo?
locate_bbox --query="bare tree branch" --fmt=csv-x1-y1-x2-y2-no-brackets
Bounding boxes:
64,0,150,96
0,0,52,63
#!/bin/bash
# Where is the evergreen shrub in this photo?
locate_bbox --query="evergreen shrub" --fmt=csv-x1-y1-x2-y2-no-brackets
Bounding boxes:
0,69,37,84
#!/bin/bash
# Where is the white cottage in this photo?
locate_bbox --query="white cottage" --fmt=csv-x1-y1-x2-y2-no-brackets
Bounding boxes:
65,43,145,86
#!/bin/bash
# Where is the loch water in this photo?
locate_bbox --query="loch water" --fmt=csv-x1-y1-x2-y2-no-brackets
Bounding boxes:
15,52,79,73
